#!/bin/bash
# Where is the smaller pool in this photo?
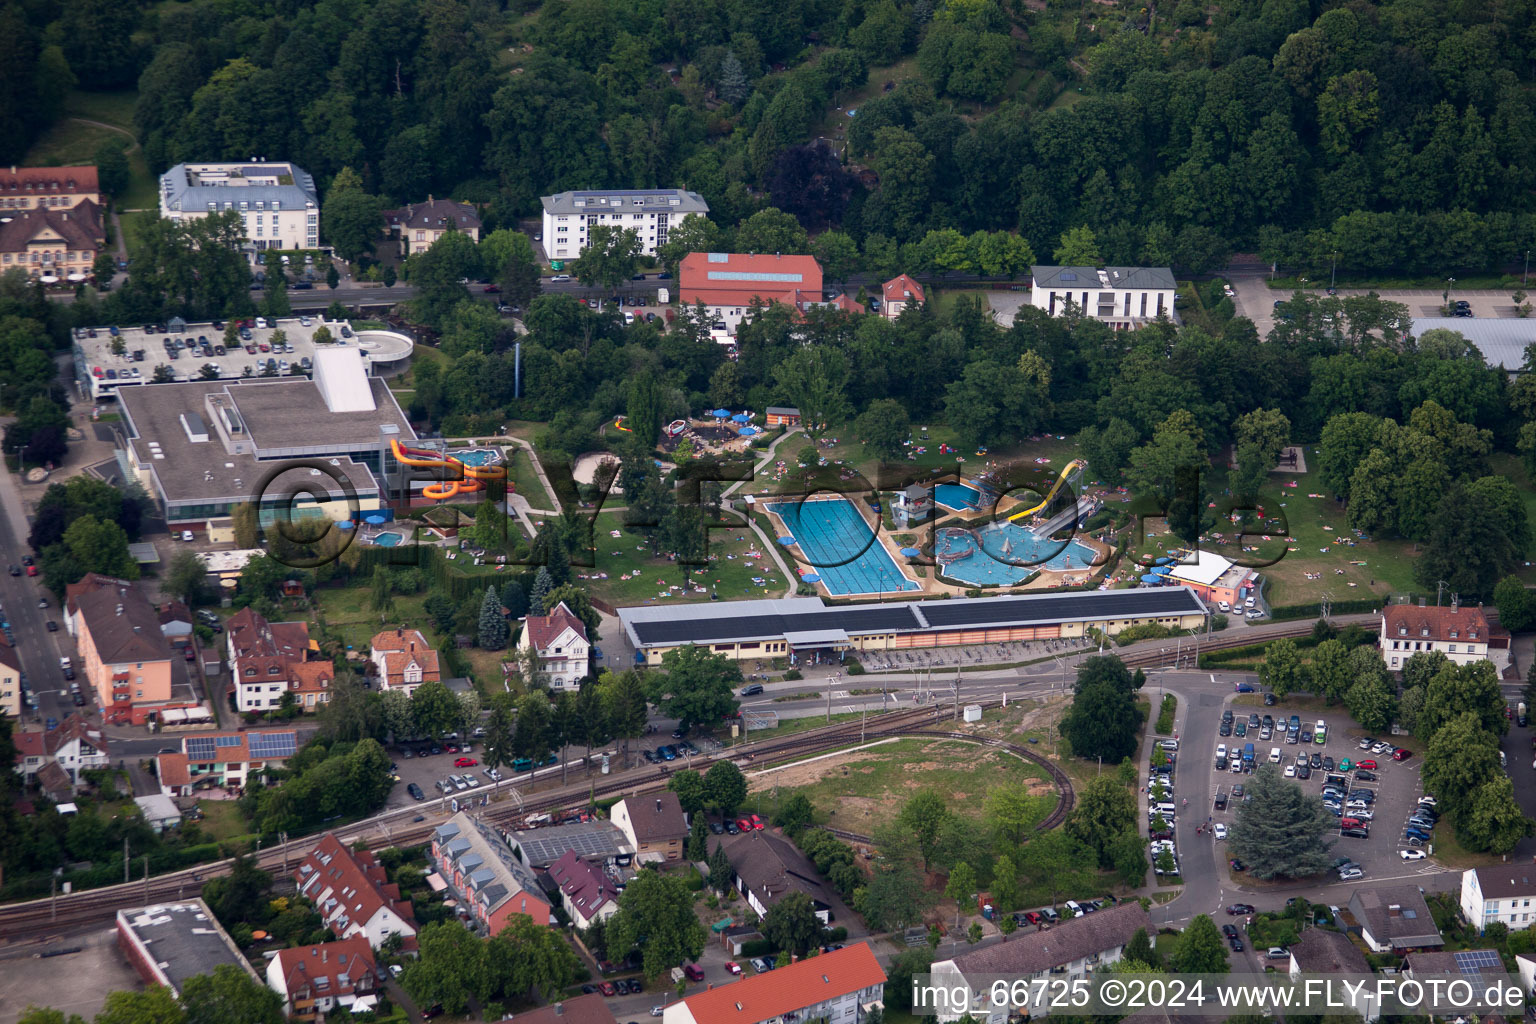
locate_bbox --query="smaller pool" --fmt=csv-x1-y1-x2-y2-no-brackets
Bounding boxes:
372,531,404,547
453,448,503,467
934,483,981,512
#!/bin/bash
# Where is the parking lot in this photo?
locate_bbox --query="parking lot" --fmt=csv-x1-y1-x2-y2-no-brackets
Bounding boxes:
1202,699,1434,887
72,316,413,401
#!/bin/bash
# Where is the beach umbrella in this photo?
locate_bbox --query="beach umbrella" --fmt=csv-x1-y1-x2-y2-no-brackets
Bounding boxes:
731,412,750,423
365,514,387,525
710,408,731,418
778,536,796,546
1140,574,1162,583
801,573,821,582
1152,565,1172,575
899,547,921,557
1153,556,1171,565
336,520,355,530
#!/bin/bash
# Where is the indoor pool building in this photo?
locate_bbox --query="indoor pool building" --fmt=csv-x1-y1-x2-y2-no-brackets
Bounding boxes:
618,587,1209,665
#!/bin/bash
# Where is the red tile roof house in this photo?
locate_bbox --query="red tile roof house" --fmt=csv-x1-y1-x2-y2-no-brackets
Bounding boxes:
433,812,553,934
1381,601,1497,672
294,832,419,949
0,200,106,281
227,606,318,713
154,729,297,797
12,712,110,788
547,849,619,929
661,942,886,1024
0,165,103,209
881,273,925,319
513,993,617,1024
679,252,823,336
264,937,377,1020
517,600,590,690
369,628,440,697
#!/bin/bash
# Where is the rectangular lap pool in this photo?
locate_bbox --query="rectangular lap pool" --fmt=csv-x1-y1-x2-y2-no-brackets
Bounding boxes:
765,498,918,597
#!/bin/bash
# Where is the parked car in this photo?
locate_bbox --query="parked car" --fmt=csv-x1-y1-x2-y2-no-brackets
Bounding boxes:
407,783,424,800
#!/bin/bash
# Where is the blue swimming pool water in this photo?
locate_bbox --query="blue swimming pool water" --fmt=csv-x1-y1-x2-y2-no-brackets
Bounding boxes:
934,482,981,512
765,498,919,596
937,522,1098,585
453,448,503,467
372,531,404,547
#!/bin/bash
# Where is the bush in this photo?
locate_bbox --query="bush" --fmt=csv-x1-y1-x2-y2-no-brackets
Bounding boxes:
741,938,773,957
844,660,864,675
1155,694,1177,734
826,925,848,941
1269,596,1384,621
784,669,803,681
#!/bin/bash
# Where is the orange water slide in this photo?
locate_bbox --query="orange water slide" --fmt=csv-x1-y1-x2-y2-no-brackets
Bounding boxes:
390,438,508,500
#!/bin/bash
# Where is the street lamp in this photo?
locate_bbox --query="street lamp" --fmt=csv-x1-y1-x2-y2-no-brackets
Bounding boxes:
1329,251,1338,294
1526,250,1531,288
1445,277,1456,308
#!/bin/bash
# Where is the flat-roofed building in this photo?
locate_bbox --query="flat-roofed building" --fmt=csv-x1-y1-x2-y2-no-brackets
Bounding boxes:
542,189,708,260
116,899,260,997
619,588,1208,666
1160,550,1258,609
113,348,414,528
1032,265,1176,328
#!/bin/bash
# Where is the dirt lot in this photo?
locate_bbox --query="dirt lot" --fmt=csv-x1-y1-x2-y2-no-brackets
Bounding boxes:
745,737,1056,832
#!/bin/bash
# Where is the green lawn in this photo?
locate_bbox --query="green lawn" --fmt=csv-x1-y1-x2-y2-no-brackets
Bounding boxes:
63,89,139,129
118,210,158,258
314,584,432,654
195,799,254,845
511,447,557,510
1129,464,1420,608
741,736,1055,835
23,119,124,168
803,426,1081,485
578,510,781,606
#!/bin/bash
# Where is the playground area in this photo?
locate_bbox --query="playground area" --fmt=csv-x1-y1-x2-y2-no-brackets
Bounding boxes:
613,410,769,459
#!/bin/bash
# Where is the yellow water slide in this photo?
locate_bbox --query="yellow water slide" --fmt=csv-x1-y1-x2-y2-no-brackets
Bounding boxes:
1006,458,1087,523
390,438,509,500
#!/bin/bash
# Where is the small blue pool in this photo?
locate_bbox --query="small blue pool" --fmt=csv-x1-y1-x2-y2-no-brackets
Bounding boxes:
372,531,404,547
453,448,503,467
934,483,982,512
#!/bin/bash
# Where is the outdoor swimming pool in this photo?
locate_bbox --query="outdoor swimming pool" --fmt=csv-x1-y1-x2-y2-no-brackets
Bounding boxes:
936,522,1099,586
934,482,982,512
765,498,919,596
372,531,404,547
453,448,503,467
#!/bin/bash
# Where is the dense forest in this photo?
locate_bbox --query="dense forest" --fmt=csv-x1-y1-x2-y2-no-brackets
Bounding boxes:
5,0,1536,276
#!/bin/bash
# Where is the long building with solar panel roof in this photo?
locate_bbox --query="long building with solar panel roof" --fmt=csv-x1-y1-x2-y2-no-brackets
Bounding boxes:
618,587,1208,665
154,729,298,796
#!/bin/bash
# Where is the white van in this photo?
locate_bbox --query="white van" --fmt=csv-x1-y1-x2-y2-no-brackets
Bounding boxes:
1269,747,1282,763
1064,900,1084,918
1151,802,1176,819
1218,601,1231,612
1158,739,1179,751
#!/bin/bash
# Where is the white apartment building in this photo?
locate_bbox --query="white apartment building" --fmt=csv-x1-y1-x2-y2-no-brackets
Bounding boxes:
1031,265,1176,328
1461,867,1536,932
541,189,709,260
1381,602,1491,669
159,160,319,259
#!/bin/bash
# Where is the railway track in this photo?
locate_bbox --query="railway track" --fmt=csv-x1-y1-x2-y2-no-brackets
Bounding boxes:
0,703,990,941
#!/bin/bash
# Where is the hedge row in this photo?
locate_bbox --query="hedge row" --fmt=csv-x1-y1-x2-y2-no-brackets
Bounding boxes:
1269,596,1386,621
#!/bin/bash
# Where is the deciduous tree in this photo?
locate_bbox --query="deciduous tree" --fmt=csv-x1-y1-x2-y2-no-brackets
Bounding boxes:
605,870,708,980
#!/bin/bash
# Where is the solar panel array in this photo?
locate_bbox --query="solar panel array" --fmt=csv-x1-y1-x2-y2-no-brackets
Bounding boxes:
249,732,297,759
514,824,628,867
216,734,241,747
184,736,215,760
1454,950,1502,972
